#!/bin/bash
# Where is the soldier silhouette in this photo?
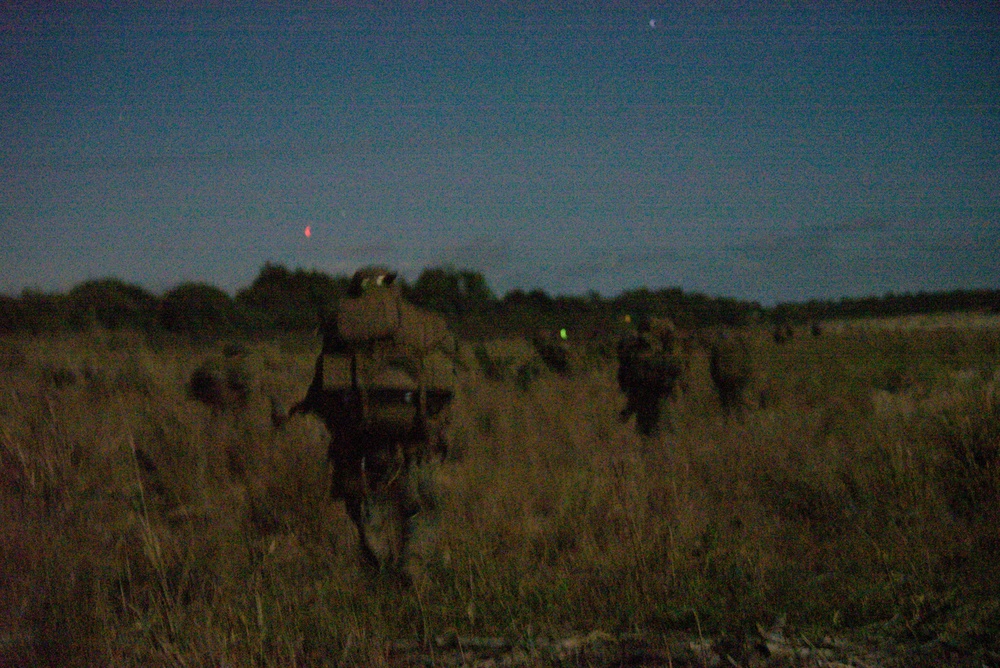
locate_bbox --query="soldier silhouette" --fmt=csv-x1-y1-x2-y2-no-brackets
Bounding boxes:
282,267,455,582
616,313,682,436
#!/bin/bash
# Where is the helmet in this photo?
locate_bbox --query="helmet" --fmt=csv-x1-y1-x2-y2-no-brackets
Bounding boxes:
347,266,398,297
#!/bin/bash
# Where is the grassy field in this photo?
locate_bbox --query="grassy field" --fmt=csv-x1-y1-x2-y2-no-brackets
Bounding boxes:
1,319,999,666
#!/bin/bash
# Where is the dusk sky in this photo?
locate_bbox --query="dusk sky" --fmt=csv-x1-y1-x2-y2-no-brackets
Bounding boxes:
2,4,998,305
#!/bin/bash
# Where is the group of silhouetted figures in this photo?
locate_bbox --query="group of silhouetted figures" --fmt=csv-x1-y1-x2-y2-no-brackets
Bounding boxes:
184,273,822,581
615,316,822,436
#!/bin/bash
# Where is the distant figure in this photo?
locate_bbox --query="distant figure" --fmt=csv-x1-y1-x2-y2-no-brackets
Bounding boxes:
530,329,570,375
709,330,754,415
649,316,693,396
616,314,682,436
187,349,252,415
278,267,455,583
810,321,823,338
773,323,794,345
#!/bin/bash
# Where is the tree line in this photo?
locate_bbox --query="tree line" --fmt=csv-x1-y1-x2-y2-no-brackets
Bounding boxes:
1,263,998,339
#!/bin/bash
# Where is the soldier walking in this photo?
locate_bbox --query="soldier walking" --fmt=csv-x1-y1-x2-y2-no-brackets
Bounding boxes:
616,313,682,436
282,267,455,583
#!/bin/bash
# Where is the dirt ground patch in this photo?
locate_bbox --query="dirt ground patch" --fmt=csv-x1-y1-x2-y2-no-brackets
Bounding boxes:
366,626,995,667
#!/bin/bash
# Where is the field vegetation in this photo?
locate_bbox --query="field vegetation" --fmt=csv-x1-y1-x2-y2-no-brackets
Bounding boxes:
1,313,999,665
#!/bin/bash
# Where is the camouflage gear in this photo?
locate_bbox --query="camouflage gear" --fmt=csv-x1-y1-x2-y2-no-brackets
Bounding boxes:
346,265,397,297
616,323,682,436
530,330,570,375
187,354,251,414
709,331,754,415
287,267,454,580
334,439,437,578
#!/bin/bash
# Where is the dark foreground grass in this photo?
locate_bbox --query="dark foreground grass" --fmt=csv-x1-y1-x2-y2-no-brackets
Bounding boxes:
1,322,999,665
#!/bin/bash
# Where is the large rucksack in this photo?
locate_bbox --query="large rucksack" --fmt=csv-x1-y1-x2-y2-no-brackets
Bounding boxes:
617,325,682,395
317,282,456,456
617,331,665,392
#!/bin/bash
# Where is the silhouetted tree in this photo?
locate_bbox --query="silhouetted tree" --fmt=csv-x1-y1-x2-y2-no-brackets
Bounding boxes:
67,278,158,331
407,266,495,315
408,267,461,314
236,262,347,330
160,283,238,336
0,290,68,334
457,270,495,310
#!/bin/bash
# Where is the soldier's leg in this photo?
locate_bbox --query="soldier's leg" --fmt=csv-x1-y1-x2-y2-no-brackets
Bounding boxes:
335,452,390,572
652,396,672,434
620,390,638,422
634,390,662,436
400,459,441,583
343,493,380,570
358,478,409,582
351,446,410,578
658,379,678,431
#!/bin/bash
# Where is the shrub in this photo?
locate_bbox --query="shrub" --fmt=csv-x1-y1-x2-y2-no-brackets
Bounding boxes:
160,283,238,337
236,263,347,331
472,344,513,382
67,278,158,331
925,384,1000,520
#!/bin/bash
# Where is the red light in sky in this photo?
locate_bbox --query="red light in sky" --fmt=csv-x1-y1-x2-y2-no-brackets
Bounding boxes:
304,226,312,238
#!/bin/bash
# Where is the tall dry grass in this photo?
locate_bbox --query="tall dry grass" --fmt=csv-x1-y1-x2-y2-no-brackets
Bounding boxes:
1,321,998,665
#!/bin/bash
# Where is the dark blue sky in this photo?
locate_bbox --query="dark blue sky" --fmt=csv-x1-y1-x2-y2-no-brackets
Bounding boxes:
2,4,997,304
